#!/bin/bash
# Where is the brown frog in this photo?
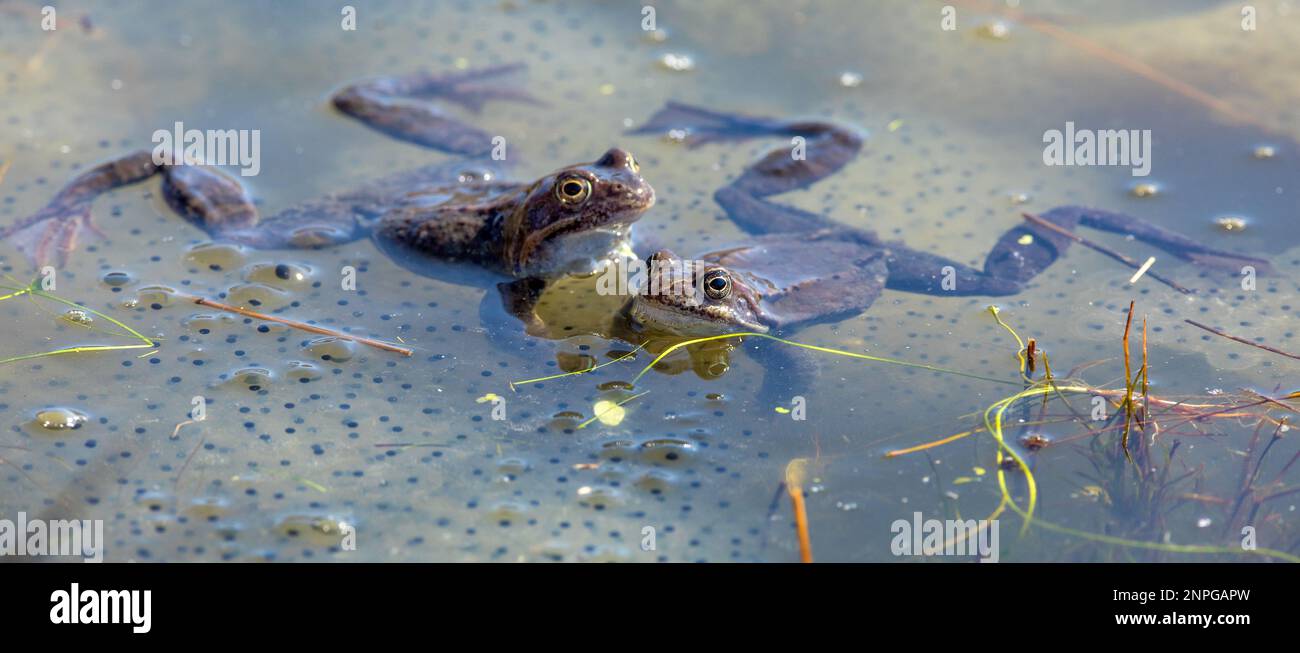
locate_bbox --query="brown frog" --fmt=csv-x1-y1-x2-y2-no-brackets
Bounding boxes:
614,103,1272,396
2,65,654,284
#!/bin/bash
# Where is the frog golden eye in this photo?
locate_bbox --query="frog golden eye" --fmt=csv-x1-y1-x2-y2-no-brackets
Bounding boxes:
554,176,592,204
703,269,731,300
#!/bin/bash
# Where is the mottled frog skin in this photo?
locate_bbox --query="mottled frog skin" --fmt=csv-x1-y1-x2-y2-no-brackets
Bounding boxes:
2,64,653,281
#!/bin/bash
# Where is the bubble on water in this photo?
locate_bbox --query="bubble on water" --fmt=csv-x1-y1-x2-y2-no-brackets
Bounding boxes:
1252,144,1277,159
183,496,232,520
601,436,698,465
60,309,93,326
218,366,276,391
575,485,623,510
274,513,354,547
1196,517,1212,528
488,500,529,525
245,261,314,290
643,28,669,43
184,241,248,270
837,70,864,88
131,285,180,309
101,270,133,287
1213,215,1248,232
658,52,695,72
284,361,323,383
30,406,89,432
303,336,356,363
134,490,172,513
632,469,677,494
226,283,293,311
183,312,238,333
555,352,597,373
977,20,1011,40
1130,182,1161,198
496,457,530,478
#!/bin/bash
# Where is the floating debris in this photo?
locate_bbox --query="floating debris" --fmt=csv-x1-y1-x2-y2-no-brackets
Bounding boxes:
1213,215,1248,232
977,20,1011,40
60,309,93,326
658,52,695,72
838,71,864,88
1130,182,1161,198
1252,144,1277,159
590,399,627,426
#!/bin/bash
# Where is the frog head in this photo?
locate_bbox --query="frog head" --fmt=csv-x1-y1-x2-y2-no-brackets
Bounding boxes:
505,148,654,278
626,249,768,335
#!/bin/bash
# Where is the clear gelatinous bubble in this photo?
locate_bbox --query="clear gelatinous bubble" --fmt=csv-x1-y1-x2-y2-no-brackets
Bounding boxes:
219,366,276,391
182,312,238,332
658,52,696,72
488,500,529,524
101,270,133,287
838,70,864,88
274,513,353,547
130,284,180,309
31,406,89,432
184,241,248,271
977,20,1011,40
225,283,292,311
303,336,356,363
183,496,232,520
1213,215,1248,232
1252,144,1277,159
574,485,624,510
244,261,314,290
1130,182,1161,198
60,309,93,326
283,360,323,383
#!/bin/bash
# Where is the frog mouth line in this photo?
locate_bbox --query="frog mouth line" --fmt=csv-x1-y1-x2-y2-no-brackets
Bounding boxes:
630,294,769,335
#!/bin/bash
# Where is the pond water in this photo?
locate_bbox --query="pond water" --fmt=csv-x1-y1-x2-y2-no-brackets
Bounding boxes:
2,0,1298,562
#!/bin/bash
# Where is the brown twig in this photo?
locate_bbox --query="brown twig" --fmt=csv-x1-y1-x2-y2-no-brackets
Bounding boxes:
1021,213,1193,294
1184,319,1300,362
179,294,413,356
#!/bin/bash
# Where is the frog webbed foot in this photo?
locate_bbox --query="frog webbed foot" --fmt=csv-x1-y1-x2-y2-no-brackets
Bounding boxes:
1,201,100,268
1,150,162,268
331,64,541,157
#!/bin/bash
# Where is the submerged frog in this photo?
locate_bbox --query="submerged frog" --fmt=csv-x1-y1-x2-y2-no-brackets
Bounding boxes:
611,103,1271,395
2,65,654,287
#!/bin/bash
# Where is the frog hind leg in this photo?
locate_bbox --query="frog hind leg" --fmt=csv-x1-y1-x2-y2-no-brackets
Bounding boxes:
331,64,540,157
630,102,868,238
983,205,1273,285
2,150,262,268
760,253,890,331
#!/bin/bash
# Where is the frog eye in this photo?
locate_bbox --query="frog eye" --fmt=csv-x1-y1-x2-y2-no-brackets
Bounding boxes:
554,176,592,204
703,269,731,300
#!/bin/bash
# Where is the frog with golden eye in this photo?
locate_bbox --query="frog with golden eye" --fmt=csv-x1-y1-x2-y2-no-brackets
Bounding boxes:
3,64,654,285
